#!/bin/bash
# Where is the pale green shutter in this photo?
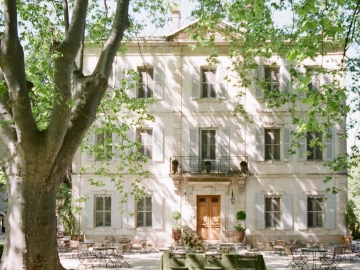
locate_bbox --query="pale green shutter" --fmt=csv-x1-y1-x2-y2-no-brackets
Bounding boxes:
282,127,291,161
127,194,135,229
216,66,227,99
152,195,164,229
125,69,136,98
153,125,164,161
86,133,95,161
324,127,335,161
255,65,264,98
85,194,94,229
256,194,265,229
282,194,293,230
112,133,121,161
255,126,265,161
298,194,307,230
111,193,122,229
192,74,200,99
217,127,230,157
190,127,199,156
126,128,135,155
280,65,291,92
298,136,307,161
154,65,164,99
324,194,336,229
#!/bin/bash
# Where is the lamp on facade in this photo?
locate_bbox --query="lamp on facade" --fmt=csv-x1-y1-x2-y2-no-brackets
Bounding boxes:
230,189,235,204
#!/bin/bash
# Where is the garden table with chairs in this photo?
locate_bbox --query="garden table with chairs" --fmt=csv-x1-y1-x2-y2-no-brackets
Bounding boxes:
300,247,328,269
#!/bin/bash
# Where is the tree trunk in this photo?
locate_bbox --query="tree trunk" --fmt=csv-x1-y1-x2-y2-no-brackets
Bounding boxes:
0,169,65,270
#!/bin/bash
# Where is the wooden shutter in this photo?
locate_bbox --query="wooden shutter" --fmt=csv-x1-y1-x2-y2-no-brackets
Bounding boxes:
127,194,135,229
324,127,335,161
154,65,164,99
86,133,95,161
324,194,336,229
298,135,307,161
282,127,291,161
280,65,291,92
152,195,164,229
298,194,307,230
85,194,94,229
153,125,164,161
111,193,122,229
191,74,200,99
112,133,121,161
217,127,230,157
190,127,199,156
255,126,264,161
282,194,293,230
255,65,264,98
216,66,227,99
255,194,265,229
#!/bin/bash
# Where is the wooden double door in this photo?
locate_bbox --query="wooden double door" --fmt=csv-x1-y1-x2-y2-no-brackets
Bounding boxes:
196,195,220,241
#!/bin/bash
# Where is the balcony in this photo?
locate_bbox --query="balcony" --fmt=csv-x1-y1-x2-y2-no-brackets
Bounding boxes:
170,156,249,175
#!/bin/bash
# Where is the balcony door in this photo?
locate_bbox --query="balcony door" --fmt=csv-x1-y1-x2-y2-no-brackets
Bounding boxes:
196,195,221,241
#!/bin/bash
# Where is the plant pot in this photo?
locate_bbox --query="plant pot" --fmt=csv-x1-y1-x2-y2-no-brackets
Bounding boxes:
172,229,181,243
235,230,245,243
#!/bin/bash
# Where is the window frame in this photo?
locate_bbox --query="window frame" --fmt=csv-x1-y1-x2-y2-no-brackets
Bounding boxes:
95,195,112,227
264,66,280,94
264,128,281,161
136,196,152,228
265,196,281,229
307,196,324,228
137,128,153,159
137,66,154,98
201,66,217,98
201,129,216,160
95,131,112,161
307,131,323,161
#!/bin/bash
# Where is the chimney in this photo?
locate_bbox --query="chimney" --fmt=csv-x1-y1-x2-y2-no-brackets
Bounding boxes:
171,8,181,31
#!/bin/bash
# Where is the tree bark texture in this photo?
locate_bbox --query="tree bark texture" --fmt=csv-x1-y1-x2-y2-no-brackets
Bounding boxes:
0,0,130,269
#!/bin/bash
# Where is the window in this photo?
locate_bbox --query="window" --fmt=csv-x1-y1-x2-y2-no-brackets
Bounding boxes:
306,67,320,91
201,129,216,159
95,195,111,227
307,132,322,161
201,67,217,98
265,129,280,160
137,128,153,159
308,196,323,228
138,67,153,98
264,66,280,94
265,196,281,228
95,131,112,161
136,196,152,227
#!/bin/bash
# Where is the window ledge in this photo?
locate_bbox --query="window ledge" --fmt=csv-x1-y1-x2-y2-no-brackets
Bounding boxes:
192,98,223,103
136,227,155,232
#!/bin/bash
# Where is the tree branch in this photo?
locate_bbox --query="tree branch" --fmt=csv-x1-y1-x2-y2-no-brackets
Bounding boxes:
63,0,70,33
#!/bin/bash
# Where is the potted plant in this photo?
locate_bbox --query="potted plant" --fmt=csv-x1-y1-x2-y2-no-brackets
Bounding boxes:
172,211,182,242
204,161,211,173
171,159,179,173
234,210,246,243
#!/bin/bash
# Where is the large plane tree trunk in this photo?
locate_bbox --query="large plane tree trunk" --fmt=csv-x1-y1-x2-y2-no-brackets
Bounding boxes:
1,164,64,269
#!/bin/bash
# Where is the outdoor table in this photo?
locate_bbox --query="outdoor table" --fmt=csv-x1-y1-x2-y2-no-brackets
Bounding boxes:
90,246,117,268
158,251,267,270
301,248,327,269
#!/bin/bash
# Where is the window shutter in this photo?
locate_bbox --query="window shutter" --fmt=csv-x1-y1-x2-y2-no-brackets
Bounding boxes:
112,133,121,160
280,65,291,92
111,193,122,229
255,65,264,98
108,67,115,88
324,194,336,230
152,195,164,229
216,66,228,99
85,194,94,229
282,127,291,161
127,194,135,229
86,133,95,161
190,127,199,156
125,69,136,98
154,65,164,99
115,64,124,89
298,136,307,161
282,194,293,230
298,194,307,230
255,194,265,229
297,66,306,98
255,126,264,161
191,75,200,99
153,125,164,161
126,128,135,155
324,127,335,161
217,127,230,157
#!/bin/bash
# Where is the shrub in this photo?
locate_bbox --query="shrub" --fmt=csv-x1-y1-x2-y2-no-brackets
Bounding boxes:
172,211,181,220
235,210,246,221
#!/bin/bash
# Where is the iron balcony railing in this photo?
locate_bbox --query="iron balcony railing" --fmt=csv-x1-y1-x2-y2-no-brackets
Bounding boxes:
170,156,248,174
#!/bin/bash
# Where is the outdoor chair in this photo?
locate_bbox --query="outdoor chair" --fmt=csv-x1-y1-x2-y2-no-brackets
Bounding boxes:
131,238,145,253
237,254,259,270
255,238,266,253
273,240,285,255
319,246,343,270
284,245,308,269
169,250,188,270
77,243,96,269
109,246,130,268
342,244,356,262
